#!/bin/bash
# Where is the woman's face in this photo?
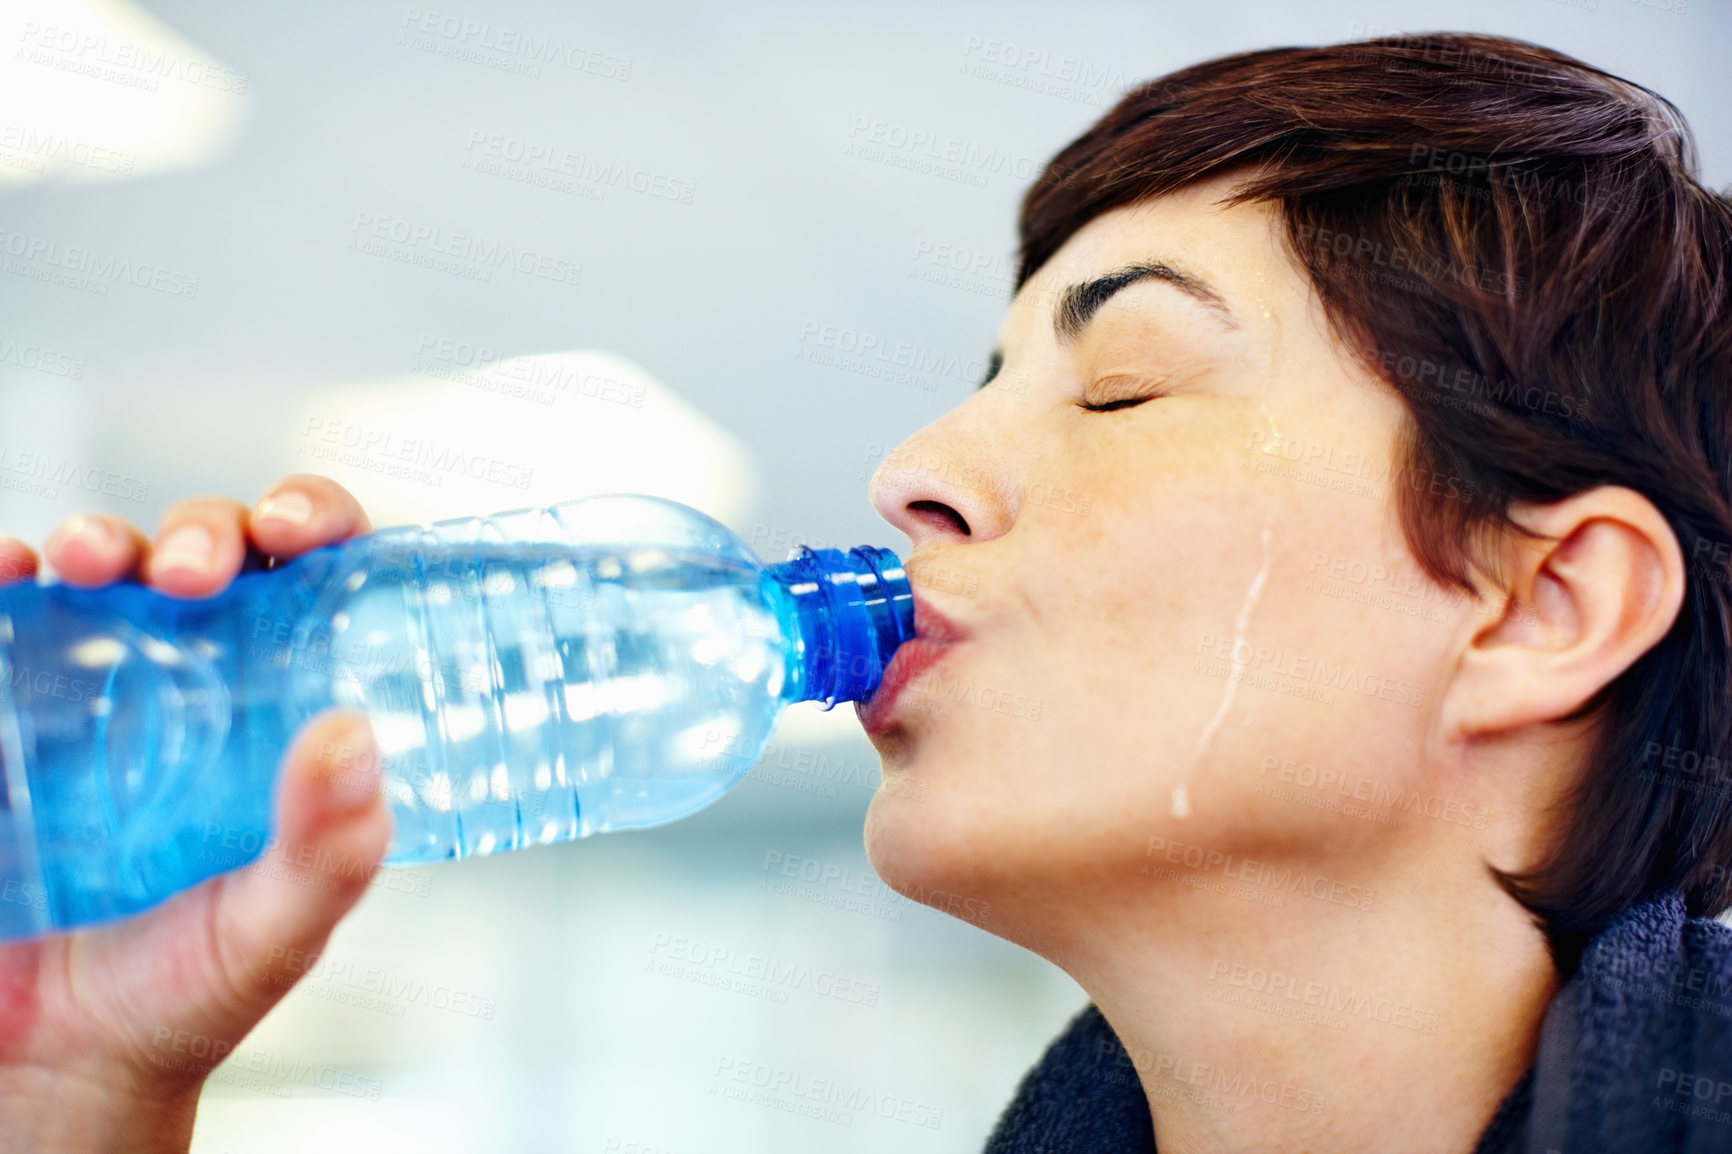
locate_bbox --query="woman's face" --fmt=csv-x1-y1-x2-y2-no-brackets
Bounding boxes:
860,175,1473,957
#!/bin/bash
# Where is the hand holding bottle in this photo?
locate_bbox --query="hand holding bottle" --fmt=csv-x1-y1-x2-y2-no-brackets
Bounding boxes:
0,475,391,1152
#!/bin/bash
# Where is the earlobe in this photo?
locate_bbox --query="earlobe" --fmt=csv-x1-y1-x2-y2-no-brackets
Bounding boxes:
1439,487,1685,741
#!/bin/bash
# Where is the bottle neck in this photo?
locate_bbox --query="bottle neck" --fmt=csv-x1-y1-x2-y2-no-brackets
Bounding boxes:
764,546,914,708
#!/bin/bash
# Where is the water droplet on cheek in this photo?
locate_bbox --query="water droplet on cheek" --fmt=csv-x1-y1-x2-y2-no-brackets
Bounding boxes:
1169,515,1276,825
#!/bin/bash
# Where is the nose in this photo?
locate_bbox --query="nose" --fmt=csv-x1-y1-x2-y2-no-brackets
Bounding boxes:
868,408,1012,550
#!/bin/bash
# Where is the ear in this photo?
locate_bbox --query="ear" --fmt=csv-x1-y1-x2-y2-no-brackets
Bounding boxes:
1439,486,1686,739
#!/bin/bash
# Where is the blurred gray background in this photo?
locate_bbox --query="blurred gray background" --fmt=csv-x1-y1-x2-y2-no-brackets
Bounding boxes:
0,0,1725,1150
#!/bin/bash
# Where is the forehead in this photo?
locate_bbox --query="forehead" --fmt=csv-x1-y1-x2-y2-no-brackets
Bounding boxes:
1010,178,1299,329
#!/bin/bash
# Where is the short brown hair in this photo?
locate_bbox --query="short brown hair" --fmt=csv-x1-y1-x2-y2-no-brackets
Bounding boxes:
1018,33,1732,971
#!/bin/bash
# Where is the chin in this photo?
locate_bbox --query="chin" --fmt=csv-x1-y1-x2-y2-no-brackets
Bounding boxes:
862,772,990,903
863,782,940,892
865,791,1008,935
864,774,1103,961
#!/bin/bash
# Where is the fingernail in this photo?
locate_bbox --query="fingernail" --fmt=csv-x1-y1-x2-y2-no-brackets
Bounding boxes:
326,719,381,812
153,524,215,576
255,490,313,528
58,514,115,555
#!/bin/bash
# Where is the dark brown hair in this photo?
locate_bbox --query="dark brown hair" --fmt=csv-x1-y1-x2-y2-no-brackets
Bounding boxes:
1018,33,1732,971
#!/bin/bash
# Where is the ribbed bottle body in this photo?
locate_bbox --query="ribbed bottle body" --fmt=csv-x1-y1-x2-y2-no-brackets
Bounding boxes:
286,498,793,864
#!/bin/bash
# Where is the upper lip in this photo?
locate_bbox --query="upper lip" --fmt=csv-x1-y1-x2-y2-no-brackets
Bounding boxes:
910,591,968,646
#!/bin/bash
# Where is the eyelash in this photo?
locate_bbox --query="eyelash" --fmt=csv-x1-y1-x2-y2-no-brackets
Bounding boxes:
1078,372,1172,413
1078,395,1155,413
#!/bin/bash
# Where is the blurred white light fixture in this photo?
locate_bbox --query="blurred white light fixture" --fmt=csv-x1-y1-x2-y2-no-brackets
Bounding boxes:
286,349,762,535
292,350,875,751
0,0,248,187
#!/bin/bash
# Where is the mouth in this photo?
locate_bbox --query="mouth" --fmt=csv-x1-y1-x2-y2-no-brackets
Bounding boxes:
856,593,967,736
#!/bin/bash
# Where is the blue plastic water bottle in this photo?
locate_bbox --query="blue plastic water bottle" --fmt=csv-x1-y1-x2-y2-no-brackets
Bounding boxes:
0,494,913,941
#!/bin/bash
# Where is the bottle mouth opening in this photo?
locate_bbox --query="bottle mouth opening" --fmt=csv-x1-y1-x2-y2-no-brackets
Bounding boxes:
765,546,915,708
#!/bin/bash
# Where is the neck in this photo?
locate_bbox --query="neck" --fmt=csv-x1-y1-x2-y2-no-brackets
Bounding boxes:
1053,849,1557,1153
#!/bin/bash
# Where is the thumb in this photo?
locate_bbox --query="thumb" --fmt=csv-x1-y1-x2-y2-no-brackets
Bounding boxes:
208,709,393,1020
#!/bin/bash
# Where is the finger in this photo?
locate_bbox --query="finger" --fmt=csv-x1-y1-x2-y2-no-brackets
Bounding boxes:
0,537,37,586
248,474,373,560
207,710,391,1022
41,513,150,588
143,497,252,599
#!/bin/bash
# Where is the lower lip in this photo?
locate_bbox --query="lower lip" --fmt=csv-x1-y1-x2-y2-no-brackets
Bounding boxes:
856,637,958,735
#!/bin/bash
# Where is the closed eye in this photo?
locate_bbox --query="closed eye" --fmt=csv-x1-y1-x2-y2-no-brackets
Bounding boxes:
1078,395,1155,413
1077,372,1175,413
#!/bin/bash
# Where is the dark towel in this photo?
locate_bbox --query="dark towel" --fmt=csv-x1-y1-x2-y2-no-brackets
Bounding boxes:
982,892,1732,1153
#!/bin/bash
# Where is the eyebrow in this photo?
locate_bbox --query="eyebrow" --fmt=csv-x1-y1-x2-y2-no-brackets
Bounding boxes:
976,259,1236,390
1053,260,1237,342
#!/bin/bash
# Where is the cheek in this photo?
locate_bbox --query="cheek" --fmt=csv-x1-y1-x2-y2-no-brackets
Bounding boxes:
861,565,1439,902
860,636,1194,898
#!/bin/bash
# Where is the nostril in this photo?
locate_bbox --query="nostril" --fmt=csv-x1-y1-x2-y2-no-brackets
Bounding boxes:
908,500,971,537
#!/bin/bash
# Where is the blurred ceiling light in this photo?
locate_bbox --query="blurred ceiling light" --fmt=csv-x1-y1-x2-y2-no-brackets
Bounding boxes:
287,349,762,535
0,0,248,188
291,352,867,751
